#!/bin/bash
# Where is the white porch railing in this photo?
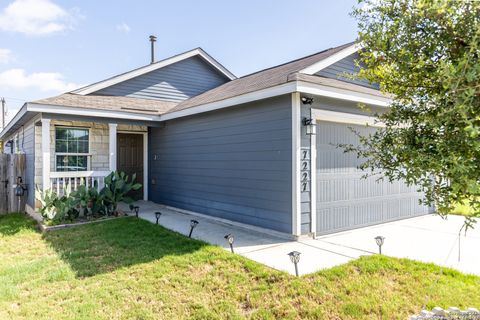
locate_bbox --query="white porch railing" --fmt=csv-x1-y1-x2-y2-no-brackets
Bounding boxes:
49,171,111,195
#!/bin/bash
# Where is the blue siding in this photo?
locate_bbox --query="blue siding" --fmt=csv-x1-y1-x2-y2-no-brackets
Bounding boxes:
316,52,379,89
149,95,293,233
94,56,229,101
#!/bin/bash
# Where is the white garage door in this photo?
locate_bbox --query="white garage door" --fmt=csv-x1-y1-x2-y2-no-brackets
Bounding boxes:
315,120,431,235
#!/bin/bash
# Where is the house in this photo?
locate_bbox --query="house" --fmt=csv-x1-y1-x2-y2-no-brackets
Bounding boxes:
0,42,433,238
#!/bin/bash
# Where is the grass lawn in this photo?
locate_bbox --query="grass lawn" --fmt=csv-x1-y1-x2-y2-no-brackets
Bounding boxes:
453,199,477,217
1,214,480,319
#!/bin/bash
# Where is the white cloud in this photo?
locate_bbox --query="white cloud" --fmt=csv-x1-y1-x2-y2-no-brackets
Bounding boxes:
0,68,80,92
116,22,130,33
0,49,13,63
0,0,79,36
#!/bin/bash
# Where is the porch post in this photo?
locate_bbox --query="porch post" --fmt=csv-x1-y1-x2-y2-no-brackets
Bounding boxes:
108,123,117,172
41,118,51,190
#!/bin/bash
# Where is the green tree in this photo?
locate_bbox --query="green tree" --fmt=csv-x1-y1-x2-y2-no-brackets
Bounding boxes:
350,0,479,227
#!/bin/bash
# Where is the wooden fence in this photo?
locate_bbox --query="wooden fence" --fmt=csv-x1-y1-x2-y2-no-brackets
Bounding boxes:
0,154,26,214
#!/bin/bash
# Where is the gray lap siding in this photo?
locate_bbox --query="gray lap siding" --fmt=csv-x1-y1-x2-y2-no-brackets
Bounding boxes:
148,95,293,233
94,56,229,102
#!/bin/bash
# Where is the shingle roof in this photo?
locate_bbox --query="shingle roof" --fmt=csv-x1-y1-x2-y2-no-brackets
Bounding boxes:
33,93,178,115
32,42,377,118
169,42,356,113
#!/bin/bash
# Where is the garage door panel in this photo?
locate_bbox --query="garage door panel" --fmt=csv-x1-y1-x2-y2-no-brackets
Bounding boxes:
317,149,365,173
317,207,351,231
316,120,430,235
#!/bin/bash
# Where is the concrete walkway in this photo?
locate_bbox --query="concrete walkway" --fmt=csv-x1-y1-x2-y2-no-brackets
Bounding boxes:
120,201,479,276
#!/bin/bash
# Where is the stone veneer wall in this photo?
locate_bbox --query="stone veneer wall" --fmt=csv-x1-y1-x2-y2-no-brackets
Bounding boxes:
34,118,147,206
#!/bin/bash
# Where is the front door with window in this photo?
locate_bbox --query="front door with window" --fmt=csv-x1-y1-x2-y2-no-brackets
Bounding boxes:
117,133,144,200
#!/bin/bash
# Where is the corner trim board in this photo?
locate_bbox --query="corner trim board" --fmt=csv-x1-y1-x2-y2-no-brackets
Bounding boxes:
291,92,301,236
309,117,317,236
41,118,51,190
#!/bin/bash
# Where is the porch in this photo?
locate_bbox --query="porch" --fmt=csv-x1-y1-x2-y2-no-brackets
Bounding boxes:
39,117,148,201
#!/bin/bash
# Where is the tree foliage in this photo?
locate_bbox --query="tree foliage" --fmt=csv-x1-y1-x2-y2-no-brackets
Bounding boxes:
350,0,480,227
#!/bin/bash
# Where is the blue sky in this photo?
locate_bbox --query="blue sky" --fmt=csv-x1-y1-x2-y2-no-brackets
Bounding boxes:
0,0,358,123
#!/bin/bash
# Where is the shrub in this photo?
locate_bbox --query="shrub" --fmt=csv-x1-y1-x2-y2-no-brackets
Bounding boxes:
35,184,78,223
101,171,141,215
35,171,141,223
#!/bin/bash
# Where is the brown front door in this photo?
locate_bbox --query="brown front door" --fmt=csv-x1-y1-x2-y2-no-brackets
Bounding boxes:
117,133,143,200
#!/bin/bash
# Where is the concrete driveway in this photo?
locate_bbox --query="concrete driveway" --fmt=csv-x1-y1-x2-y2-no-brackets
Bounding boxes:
122,201,479,276
311,214,480,276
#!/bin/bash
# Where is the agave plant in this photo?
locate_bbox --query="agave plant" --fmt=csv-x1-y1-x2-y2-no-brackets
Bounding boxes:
101,171,141,215
72,181,105,218
35,183,78,222
35,186,58,220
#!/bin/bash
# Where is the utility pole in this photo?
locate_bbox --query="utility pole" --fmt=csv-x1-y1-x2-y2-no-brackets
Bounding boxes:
1,97,5,130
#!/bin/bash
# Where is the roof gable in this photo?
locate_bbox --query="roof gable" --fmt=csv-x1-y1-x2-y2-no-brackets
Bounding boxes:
170,42,357,112
72,48,236,96
299,43,360,75
93,56,230,102
315,52,379,89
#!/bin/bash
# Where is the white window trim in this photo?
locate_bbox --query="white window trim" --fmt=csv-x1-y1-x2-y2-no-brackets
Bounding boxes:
54,126,92,172
291,92,302,237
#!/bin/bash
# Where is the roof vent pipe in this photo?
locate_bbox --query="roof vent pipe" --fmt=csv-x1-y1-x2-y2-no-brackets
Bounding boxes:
149,35,157,64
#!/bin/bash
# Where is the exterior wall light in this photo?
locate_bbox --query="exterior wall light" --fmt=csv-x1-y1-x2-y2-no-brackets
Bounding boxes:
375,236,385,254
301,97,314,105
303,118,316,135
288,251,301,276
155,212,162,224
224,233,235,253
189,220,199,238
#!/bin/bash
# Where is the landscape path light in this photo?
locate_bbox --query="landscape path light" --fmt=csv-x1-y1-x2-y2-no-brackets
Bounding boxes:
189,220,199,238
287,251,301,277
132,206,140,218
155,212,162,225
224,233,235,253
375,236,385,254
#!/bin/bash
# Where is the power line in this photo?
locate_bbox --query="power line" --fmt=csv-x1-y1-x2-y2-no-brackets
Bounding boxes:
1,96,27,102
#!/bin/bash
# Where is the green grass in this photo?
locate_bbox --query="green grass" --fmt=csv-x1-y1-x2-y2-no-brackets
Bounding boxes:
1,213,480,319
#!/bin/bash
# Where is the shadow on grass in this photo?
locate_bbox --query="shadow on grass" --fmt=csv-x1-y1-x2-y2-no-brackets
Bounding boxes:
0,213,37,236
42,217,207,278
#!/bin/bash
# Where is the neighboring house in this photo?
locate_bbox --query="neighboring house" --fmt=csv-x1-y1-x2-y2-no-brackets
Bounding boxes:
0,43,433,238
